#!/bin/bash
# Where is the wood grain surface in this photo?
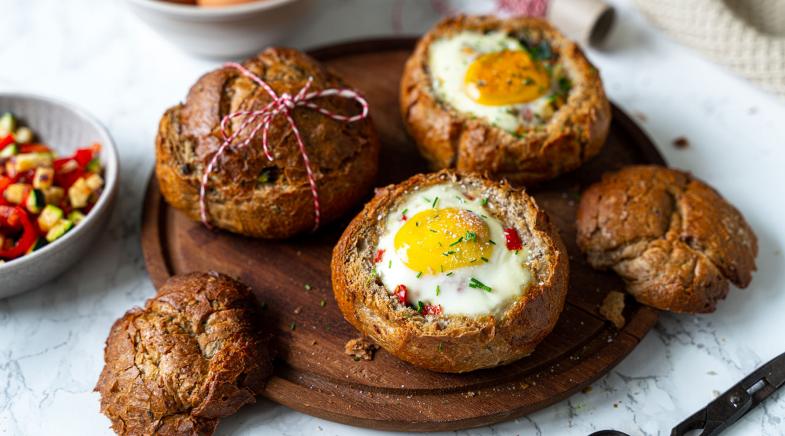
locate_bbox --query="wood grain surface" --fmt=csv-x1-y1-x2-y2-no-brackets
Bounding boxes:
141,38,662,432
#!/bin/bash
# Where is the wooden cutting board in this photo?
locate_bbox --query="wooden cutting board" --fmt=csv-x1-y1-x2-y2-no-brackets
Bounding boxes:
141,38,661,432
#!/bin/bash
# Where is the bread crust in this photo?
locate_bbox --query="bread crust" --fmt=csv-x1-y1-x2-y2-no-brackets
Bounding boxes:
576,165,758,313
156,47,380,238
331,171,569,373
400,15,611,185
94,272,274,435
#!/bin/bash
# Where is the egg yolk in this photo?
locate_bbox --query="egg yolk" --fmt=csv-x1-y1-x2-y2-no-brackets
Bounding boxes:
394,208,494,275
464,50,550,106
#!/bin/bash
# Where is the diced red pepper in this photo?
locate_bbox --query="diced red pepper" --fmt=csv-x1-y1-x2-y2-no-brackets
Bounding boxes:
19,144,52,154
395,284,408,305
373,249,385,263
0,135,14,149
55,167,84,190
0,207,38,259
74,148,94,167
504,228,523,251
422,304,442,316
0,176,12,195
0,205,22,229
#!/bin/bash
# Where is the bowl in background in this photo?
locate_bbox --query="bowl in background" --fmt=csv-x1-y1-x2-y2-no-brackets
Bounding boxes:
0,94,119,299
124,0,312,58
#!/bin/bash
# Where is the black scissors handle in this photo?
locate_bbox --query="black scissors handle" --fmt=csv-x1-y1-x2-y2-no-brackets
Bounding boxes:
671,351,785,436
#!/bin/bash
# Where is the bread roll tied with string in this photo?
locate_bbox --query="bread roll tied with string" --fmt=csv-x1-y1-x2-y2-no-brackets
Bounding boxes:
156,47,380,238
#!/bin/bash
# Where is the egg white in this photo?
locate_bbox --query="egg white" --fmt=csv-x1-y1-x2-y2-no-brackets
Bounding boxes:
375,184,532,317
428,30,559,134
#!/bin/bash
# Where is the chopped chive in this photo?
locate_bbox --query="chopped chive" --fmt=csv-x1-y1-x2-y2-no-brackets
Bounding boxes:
424,197,432,204
481,256,490,262
469,278,492,292
417,301,425,313
371,267,377,277
480,214,488,219
290,322,297,330
304,283,312,291
432,197,439,208
469,258,477,263
440,265,445,272
489,240,496,245
416,271,423,278
515,250,520,256
415,221,420,226
429,229,438,233
320,299,326,307
449,236,463,246
436,285,441,296
402,208,408,216
388,260,392,268
443,250,456,256
481,197,489,206
465,231,477,242
446,272,454,276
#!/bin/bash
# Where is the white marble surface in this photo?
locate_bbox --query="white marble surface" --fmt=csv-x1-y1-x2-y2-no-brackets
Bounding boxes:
2,0,785,434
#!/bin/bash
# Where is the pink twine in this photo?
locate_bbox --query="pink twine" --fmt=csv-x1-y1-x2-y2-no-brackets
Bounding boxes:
199,62,369,231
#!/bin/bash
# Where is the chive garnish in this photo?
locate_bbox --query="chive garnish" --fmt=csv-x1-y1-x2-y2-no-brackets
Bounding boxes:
432,197,439,208
443,250,456,256
388,260,392,268
446,272,454,276
449,236,463,246
429,229,437,233
469,278,492,292
290,322,297,330
481,256,490,262
416,271,422,278
417,301,425,313
481,197,489,206
436,285,441,296
401,208,408,217
465,231,477,242
489,240,496,245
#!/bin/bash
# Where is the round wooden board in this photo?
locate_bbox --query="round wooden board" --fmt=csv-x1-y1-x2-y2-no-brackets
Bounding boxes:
141,38,662,432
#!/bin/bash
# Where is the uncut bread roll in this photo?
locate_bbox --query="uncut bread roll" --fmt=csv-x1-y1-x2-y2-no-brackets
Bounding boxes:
156,47,380,238
400,15,611,185
95,272,274,435
332,171,569,373
576,165,758,313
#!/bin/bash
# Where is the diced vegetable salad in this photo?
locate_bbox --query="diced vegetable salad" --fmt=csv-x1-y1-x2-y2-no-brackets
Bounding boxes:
0,112,104,263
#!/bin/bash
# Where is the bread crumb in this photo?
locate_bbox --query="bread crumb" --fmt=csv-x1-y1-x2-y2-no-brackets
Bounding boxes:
345,337,379,361
600,291,626,329
672,136,689,149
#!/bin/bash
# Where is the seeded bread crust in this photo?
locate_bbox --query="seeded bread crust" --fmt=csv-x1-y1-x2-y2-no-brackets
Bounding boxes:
156,47,380,238
331,171,569,373
94,272,274,435
400,15,611,185
576,165,758,313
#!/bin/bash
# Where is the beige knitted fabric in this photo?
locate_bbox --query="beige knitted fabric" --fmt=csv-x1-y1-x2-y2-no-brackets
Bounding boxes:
634,0,785,98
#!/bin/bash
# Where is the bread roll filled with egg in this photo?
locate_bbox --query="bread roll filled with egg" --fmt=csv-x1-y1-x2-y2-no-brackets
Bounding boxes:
331,171,568,373
401,15,611,185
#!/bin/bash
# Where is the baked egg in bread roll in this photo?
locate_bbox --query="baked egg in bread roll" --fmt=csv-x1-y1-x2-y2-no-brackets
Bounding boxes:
400,15,611,185
331,171,569,373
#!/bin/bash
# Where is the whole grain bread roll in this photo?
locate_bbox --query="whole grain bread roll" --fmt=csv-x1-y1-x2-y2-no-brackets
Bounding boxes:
331,171,569,373
95,272,274,435
156,47,380,238
400,15,611,185
576,165,758,313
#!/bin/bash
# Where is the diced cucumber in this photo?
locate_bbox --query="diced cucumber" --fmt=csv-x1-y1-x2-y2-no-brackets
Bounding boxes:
0,113,16,137
25,188,45,214
13,127,33,144
45,219,74,243
0,143,17,158
33,167,54,189
13,153,53,172
43,186,64,205
26,237,47,254
68,178,90,209
38,205,64,232
3,183,28,204
85,173,103,191
67,210,86,225
85,158,101,173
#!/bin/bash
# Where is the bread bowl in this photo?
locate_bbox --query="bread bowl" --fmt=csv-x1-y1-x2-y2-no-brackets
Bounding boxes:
576,165,758,313
156,47,380,238
331,171,569,373
95,272,274,435
400,15,611,185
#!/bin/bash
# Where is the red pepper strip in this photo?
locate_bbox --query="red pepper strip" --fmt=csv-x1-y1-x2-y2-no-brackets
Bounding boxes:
504,228,523,251
56,167,84,190
0,205,21,229
373,249,385,263
19,144,52,154
395,284,408,305
0,207,37,259
422,304,442,315
0,135,14,149
74,148,93,167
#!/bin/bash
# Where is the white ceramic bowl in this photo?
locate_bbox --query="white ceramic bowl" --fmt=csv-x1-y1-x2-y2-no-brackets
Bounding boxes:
0,94,119,299
124,0,311,58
